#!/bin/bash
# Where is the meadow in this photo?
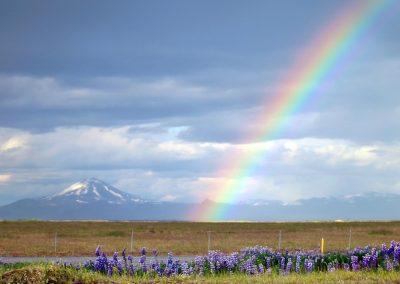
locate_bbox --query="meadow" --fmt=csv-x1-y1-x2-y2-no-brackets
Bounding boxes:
1,220,400,256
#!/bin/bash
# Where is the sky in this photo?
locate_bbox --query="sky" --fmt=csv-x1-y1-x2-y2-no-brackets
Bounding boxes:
0,0,400,205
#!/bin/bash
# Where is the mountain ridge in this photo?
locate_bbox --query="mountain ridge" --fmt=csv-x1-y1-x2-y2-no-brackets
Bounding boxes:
0,178,399,221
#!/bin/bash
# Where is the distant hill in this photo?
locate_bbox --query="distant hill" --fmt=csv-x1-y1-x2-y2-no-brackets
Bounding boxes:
0,178,190,220
0,178,399,221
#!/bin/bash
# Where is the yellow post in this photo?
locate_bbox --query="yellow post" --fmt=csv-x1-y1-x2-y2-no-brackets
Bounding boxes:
321,238,325,254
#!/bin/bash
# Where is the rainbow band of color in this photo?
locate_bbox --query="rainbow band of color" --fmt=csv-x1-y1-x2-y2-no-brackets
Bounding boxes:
191,0,394,221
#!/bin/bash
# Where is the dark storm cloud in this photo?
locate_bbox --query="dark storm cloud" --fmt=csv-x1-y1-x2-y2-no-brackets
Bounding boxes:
0,0,398,140
0,0,344,77
0,75,265,131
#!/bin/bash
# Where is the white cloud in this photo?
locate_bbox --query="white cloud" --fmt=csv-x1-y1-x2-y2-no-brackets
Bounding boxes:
0,126,223,171
0,75,247,110
160,194,178,202
0,174,11,183
0,125,400,203
0,137,25,152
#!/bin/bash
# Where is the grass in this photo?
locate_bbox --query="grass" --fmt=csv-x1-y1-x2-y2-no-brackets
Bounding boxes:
369,229,394,236
1,220,400,256
1,264,400,283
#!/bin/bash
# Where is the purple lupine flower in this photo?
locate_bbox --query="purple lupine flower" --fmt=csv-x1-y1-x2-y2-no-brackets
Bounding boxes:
353,247,361,254
295,261,301,273
122,249,127,263
167,252,173,265
94,251,108,273
280,257,286,271
351,255,360,271
258,264,265,274
111,251,122,274
388,241,396,256
194,256,205,276
209,260,215,274
150,258,161,276
181,261,190,276
226,252,238,272
327,262,335,272
127,255,135,275
266,257,271,270
286,258,292,274
386,260,393,271
362,253,371,269
107,264,113,276
242,256,257,275
164,252,177,276
75,243,400,278
140,247,147,256
394,245,400,263
116,260,123,274
370,248,378,268
394,258,399,269
304,258,313,273
139,254,147,272
295,254,301,273
385,255,393,271
382,243,388,257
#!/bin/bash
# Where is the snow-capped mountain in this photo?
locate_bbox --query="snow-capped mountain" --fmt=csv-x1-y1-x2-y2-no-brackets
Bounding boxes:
0,178,400,220
48,178,145,204
0,178,187,220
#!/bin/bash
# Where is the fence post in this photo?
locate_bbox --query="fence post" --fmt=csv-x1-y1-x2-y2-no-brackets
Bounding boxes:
321,238,325,254
207,231,211,252
348,227,352,250
54,232,57,254
278,230,282,250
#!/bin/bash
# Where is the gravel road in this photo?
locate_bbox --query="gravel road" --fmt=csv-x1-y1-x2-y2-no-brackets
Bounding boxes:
1,255,196,264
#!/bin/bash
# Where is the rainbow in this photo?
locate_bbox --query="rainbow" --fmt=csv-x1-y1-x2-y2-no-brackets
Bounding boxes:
191,0,393,221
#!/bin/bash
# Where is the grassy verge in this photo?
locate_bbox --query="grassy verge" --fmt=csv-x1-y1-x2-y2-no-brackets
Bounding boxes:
1,264,400,283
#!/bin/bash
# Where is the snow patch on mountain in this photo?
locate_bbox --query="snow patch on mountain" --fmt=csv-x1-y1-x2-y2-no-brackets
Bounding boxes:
50,178,147,204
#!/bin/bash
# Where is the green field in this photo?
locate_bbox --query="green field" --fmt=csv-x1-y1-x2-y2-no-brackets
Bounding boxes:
1,220,400,256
